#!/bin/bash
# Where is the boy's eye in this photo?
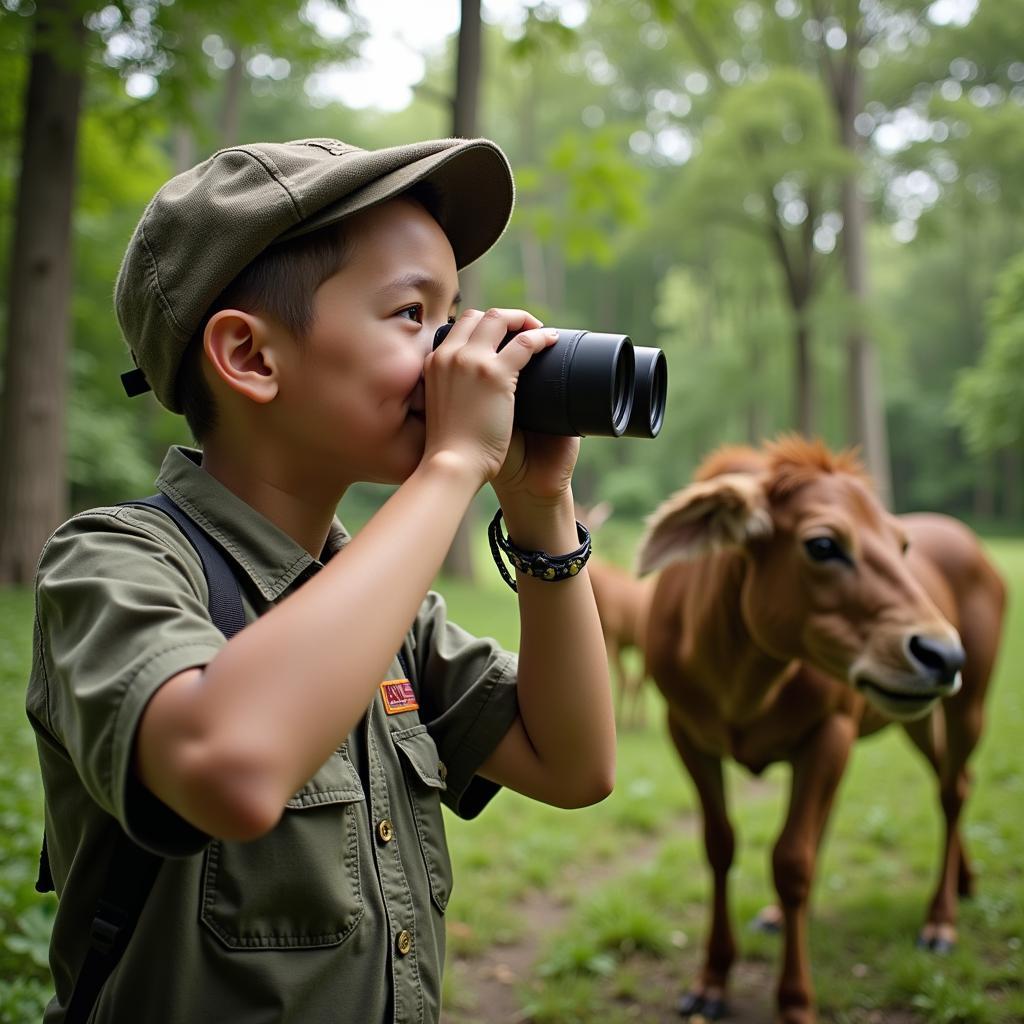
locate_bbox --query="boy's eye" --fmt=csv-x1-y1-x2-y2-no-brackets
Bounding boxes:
397,304,423,323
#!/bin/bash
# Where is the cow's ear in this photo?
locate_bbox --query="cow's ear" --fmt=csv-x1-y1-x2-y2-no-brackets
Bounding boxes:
574,500,613,533
635,473,772,576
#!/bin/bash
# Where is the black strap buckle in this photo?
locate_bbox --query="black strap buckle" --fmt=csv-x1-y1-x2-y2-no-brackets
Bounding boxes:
120,367,151,397
89,906,127,956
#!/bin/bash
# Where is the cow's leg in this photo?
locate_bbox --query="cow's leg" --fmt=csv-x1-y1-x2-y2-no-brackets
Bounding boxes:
668,713,734,1022
901,711,961,950
626,658,646,730
904,644,992,950
772,714,856,1024
925,698,984,952
632,668,647,729
609,639,630,727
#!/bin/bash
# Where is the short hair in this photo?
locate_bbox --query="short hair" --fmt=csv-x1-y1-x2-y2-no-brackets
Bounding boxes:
176,182,442,443
175,223,351,442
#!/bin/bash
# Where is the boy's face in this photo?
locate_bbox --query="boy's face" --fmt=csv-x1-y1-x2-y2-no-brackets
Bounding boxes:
270,196,460,487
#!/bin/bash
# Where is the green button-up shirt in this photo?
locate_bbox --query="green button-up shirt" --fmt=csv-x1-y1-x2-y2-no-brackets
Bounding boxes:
27,446,519,1024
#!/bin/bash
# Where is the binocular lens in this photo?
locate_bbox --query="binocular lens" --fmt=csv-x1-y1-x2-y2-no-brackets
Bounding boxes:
432,322,665,439
623,347,668,439
557,330,635,437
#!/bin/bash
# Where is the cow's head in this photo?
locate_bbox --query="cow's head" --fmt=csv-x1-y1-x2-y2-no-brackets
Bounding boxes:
636,438,964,720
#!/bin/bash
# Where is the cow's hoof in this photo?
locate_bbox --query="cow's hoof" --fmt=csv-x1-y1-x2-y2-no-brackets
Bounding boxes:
916,925,957,954
749,905,783,934
679,991,727,1020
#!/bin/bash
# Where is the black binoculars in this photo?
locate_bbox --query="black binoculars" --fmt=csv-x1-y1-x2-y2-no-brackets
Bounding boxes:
432,324,667,438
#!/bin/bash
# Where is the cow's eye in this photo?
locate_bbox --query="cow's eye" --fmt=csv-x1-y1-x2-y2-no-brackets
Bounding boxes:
804,536,848,564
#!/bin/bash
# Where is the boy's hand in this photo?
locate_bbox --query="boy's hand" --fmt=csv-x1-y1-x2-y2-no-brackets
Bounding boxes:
492,429,580,507
422,308,557,486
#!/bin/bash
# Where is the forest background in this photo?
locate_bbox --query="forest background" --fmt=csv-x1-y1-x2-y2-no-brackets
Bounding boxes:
2,0,1024,581
2,2,1024,1021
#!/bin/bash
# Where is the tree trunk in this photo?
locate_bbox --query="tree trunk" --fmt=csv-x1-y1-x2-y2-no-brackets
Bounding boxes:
0,0,84,584
519,234,548,306
219,45,245,146
745,288,764,444
453,0,481,141
972,455,995,523
835,56,892,505
441,0,484,581
794,309,814,436
516,56,547,308
173,123,196,173
1002,448,1021,524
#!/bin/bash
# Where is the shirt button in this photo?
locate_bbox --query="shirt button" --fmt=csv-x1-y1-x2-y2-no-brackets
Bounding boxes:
437,761,447,782
377,818,394,843
396,929,413,956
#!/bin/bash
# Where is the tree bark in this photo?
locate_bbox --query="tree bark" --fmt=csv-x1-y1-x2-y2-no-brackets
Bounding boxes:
453,0,481,141
0,0,84,583
441,0,484,581
794,310,814,436
1002,448,1021,524
972,455,995,523
219,45,245,146
833,47,893,505
173,123,196,173
745,284,765,444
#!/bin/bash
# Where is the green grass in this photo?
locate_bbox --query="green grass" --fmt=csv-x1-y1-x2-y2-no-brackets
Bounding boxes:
1,540,1021,1023
0,591,54,1022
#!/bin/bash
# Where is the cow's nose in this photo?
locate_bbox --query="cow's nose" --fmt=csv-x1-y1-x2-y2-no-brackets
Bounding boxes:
908,635,965,686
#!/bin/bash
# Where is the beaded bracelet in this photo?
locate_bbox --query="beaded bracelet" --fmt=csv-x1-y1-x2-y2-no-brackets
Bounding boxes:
487,509,592,593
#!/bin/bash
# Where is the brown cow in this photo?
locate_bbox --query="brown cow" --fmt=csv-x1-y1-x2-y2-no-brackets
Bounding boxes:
588,556,654,728
578,502,655,728
636,437,1006,1024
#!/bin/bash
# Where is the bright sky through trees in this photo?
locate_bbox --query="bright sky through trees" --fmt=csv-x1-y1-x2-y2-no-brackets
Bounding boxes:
303,0,588,109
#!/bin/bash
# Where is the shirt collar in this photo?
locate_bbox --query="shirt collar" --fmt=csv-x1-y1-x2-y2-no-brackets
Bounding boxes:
156,446,350,601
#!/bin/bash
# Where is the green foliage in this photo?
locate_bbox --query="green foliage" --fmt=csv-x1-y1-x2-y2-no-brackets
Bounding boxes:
952,252,1024,455
0,590,54,1022
517,126,649,267
4,0,1024,527
692,67,853,204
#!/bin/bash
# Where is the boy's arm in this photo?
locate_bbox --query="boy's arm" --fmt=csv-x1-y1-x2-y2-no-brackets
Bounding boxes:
476,494,616,808
137,310,559,842
138,454,484,841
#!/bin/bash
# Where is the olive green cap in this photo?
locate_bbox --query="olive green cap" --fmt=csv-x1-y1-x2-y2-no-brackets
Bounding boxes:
115,137,515,412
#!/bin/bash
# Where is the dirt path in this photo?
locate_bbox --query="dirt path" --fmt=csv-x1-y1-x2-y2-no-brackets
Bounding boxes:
441,779,922,1024
442,810,795,1023
444,822,688,1023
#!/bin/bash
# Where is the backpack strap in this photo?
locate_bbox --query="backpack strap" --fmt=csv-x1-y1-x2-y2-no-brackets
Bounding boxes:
64,839,164,1024
132,492,246,641
60,492,245,1024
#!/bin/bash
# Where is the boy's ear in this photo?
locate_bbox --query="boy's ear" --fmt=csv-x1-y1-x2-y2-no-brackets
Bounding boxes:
203,309,280,404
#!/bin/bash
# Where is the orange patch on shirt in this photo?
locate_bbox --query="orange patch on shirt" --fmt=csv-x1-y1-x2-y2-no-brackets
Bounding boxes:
380,679,419,715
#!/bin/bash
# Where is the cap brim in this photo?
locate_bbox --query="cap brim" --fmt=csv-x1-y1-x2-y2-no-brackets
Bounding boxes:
275,139,514,270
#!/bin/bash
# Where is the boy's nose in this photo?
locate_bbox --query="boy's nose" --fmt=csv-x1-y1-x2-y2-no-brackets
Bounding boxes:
419,329,436,360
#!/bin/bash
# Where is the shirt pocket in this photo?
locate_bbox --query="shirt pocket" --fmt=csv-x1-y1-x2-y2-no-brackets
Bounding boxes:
199,748,365,949
390,724,453,913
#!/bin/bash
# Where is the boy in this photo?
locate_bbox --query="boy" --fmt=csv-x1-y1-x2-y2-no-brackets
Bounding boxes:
27,137,615,1023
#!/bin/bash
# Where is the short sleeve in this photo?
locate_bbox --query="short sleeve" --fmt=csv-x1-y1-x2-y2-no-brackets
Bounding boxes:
411,591,519,820
34,507,227,856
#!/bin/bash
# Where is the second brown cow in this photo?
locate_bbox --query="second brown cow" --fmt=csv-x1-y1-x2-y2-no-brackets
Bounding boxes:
636,437,1006,1024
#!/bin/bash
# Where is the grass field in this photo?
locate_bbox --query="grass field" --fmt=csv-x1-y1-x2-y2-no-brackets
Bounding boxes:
0,541,1021,1023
